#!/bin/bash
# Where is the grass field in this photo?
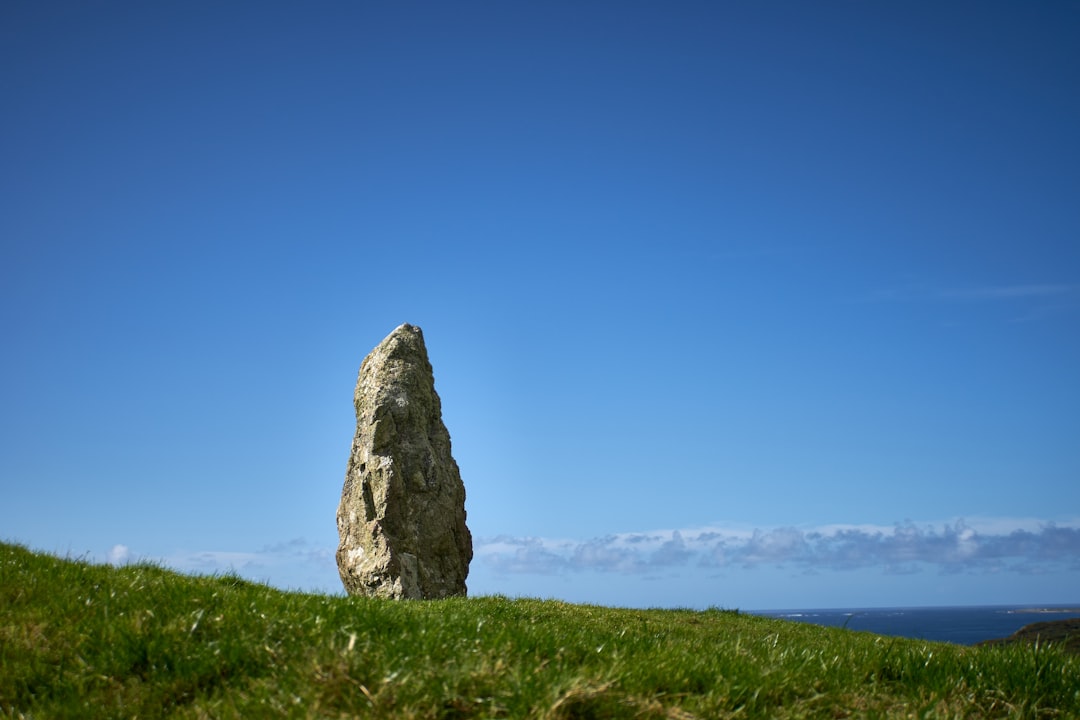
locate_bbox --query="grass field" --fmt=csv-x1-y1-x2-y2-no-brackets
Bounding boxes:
2,541,1077,718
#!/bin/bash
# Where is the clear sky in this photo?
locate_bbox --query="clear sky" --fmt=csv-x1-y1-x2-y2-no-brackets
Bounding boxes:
2,2,1078,611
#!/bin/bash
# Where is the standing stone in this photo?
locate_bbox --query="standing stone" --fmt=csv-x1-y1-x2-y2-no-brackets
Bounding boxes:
336,323,472,599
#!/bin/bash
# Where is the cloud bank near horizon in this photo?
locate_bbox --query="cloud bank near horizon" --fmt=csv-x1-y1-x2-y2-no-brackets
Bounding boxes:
95,517,1080,594
476,519,1080,577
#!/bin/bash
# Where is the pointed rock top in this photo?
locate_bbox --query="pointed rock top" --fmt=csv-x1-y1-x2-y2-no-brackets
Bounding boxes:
390,322,421,337
376,323,425,356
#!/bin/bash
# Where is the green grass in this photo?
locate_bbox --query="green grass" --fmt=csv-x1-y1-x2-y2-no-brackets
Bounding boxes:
2,541,1077,719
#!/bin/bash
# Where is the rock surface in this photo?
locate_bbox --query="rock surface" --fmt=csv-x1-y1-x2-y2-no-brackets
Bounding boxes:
336,324,472,599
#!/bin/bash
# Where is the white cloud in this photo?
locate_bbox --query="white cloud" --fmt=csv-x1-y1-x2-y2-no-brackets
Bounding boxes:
477,518,1080,577
106,544,131,566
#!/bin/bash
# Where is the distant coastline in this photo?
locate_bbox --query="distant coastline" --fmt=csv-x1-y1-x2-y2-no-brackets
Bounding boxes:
757,605,1080,646
978,618,1080,655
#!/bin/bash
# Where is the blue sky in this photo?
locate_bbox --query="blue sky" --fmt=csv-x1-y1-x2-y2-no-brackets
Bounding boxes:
2,1,1078,610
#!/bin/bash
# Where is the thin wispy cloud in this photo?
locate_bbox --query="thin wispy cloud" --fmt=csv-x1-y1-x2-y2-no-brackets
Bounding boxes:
97,538,338,592
935,284,1076,301
863,282,1078,324
870,283,1077,304
477,519,1080,577
165,539,336,581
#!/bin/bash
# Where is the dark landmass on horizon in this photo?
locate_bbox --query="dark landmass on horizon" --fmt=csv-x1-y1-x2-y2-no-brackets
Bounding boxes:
978,618,1080,655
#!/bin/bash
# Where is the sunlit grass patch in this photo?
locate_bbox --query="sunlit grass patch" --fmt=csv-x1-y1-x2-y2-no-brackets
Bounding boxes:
2,541,1076,718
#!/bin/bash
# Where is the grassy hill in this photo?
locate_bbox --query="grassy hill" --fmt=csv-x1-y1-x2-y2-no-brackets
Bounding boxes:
2,541,1076,718
979,618,1080,656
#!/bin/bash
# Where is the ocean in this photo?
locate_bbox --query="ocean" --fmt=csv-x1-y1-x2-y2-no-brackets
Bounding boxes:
753,605,1080,646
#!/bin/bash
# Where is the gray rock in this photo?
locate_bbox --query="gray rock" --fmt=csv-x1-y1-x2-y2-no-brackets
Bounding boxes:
336,324,472,599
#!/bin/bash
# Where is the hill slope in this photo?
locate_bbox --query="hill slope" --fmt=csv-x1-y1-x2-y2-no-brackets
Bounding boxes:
1,541,1076,718
979,618,1080,656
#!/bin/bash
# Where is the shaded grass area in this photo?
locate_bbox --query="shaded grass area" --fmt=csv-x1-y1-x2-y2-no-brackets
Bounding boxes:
2,541,1077,718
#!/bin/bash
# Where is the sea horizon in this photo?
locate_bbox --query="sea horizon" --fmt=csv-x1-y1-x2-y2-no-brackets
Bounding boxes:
751,603,1080,646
